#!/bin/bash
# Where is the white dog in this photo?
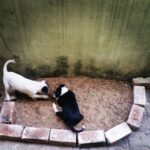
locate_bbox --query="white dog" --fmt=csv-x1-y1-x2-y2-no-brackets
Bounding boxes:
3,59,49,101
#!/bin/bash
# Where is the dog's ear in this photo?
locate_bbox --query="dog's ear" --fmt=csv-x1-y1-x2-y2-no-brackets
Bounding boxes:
41,86,48,94
59,84,65,88
41,80,49,86
41,80,46,83
45,80,48,85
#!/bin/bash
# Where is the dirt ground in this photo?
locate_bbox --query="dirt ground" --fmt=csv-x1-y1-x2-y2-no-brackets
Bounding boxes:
0,77,133,131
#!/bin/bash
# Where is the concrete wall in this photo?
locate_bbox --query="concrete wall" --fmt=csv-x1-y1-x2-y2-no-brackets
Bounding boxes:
0,0,150,81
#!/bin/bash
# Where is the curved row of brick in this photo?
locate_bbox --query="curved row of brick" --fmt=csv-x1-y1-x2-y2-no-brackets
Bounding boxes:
0,77,148,147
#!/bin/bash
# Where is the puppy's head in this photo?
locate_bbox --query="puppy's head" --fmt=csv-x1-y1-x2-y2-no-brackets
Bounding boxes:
40,80,49,95
53,84,68,100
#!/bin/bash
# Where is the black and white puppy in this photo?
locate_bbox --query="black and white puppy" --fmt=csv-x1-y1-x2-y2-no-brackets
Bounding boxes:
3,59,49,101
53,84,85,133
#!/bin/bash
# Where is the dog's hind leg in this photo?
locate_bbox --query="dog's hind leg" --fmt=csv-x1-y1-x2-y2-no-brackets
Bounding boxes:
3,80,15,101
8,88,17,100
3,82,11,101
4,88,11,101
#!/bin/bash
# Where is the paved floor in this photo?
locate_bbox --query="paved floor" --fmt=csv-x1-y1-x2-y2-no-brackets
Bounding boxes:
0,90,150,150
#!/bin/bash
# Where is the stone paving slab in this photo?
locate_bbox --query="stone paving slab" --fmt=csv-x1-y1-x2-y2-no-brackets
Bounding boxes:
78,130,105,147
133,86,147,106
145,89,150,117
0,102,16,124
115,138,129,150
128,131,150,150
0,140,75,150
105,122,132,144
0,124,24,140
22,127,50,143
132,77,150,87
127,104,145,130
49,129,76,146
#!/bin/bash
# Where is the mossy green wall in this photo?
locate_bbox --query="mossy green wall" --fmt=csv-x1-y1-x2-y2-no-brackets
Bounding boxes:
0,0,150,80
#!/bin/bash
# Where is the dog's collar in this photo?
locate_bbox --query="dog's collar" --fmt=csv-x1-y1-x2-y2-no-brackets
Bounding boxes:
60,87,68,96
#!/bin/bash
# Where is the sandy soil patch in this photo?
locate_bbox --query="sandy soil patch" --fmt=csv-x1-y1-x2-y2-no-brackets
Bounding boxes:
0,77,133,130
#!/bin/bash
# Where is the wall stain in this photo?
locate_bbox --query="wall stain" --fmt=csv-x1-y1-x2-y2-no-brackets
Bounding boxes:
53,56,69,77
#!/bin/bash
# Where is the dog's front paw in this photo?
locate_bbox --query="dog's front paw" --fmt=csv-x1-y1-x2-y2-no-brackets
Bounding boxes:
4,98,11,101
43,95,49,99
10,95,17,100
31,94,49,99
53,94,56,99
4,96,11,101
52,103,58,114
52,102,56,109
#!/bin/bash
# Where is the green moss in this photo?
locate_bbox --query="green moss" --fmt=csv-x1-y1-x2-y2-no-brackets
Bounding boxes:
74,59,83,76
73,58,150,81
25,65,53,79
53,56,69,77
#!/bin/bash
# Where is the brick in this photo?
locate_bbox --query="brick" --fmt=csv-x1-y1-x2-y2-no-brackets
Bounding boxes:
49,129,76,146
132,77,150,87
22,127,50,143
0,102,16,124
105,122,132,144
127,104,145,130
0,124,24,140
78,130,106,147
134,86,147,107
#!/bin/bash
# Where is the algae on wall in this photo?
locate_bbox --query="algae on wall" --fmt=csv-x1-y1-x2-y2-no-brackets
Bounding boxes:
0,0,150,80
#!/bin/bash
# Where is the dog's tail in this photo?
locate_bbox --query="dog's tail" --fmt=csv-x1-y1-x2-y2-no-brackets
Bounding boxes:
71,125,85,133
3,59,15,74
